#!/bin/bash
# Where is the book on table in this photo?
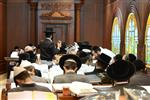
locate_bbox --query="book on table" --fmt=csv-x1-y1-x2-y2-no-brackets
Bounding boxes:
52,81,98,97
69,81,98,97
8,91,57,100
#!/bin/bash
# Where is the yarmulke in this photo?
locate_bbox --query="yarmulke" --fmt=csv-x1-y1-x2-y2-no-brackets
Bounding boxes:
100,47,115,58
66,45,78,54
19,60,32,67
82,49,91,53
10,51,19,58
13,67,26,77
65,59,77,63
24,46,33,52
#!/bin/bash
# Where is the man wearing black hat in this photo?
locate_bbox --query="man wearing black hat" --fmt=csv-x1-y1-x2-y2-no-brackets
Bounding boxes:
53,54,89,83
85,53,112,84
39,28,60,66
85,53,111,75
104,60,146,95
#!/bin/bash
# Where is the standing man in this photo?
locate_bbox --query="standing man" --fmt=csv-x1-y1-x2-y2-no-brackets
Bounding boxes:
39,28,60,66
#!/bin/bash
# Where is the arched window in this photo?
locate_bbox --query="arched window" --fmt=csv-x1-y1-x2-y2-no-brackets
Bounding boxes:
111,17,121,54
125,13,138,55
145,14,150,64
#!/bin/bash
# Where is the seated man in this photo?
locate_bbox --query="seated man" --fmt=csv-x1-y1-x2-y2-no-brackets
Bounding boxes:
53,54,89,83
105,60,146,95
8,67,51,92
24,65,48,83
129,59,150,85
85,53,111,75
85,53,112,84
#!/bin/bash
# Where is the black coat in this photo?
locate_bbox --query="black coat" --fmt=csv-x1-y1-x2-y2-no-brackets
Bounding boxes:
39,39,58,61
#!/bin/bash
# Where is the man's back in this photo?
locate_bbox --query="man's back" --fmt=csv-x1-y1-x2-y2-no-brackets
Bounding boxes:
129,71,150,85
53,72,89,83
39,39,55,61
8,83,50,92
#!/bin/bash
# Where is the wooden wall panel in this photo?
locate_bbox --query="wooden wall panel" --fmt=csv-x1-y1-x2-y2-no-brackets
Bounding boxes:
104,0,150,60
37,0,75,44
7,0,30,55
5,0,150,63
80,0,104,46
0,1,6,73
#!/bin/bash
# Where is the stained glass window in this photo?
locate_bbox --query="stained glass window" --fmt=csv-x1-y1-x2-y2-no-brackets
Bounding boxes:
111,17,121,54
145,14,150,64
125,13,138,55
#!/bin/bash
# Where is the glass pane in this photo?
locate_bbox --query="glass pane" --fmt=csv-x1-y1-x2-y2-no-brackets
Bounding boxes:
145,23,150,64
111,17,121,54
125,13,138,55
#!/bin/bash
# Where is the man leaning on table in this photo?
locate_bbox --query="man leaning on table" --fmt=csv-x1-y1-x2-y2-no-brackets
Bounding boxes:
8,66,51,92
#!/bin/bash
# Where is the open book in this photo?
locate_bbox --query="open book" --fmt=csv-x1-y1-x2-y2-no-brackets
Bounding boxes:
69,81,98,97
52,81,97,96
8,91,57,100
52,83,72,92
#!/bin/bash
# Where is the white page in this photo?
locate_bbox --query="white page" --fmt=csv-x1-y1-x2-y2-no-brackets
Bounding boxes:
8,91,57,100
52,83,72,92
8,91,32,100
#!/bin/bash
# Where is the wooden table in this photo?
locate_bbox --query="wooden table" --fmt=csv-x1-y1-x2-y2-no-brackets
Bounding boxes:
1,88,126,100
58,93,125,100
4,57,19,79
58,93,80,100
4,57,19,62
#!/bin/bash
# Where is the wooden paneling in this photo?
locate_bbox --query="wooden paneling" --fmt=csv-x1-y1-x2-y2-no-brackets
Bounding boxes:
7,0,30,55
37,0,75,44
80,0,104,46
0,1,6,73
40,24,68,43
104,0,150,60
4,0,150,64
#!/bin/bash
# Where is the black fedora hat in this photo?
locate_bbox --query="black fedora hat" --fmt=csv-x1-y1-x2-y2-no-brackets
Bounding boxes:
78,41,92,52
44,28,55,37
59,54,82,71
96,53,111,65
106,60,135,81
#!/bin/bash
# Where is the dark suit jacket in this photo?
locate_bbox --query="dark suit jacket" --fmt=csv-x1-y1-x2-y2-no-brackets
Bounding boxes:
8,83,50,92
129,71,150,85
53,72,89,83
39,38,58,61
